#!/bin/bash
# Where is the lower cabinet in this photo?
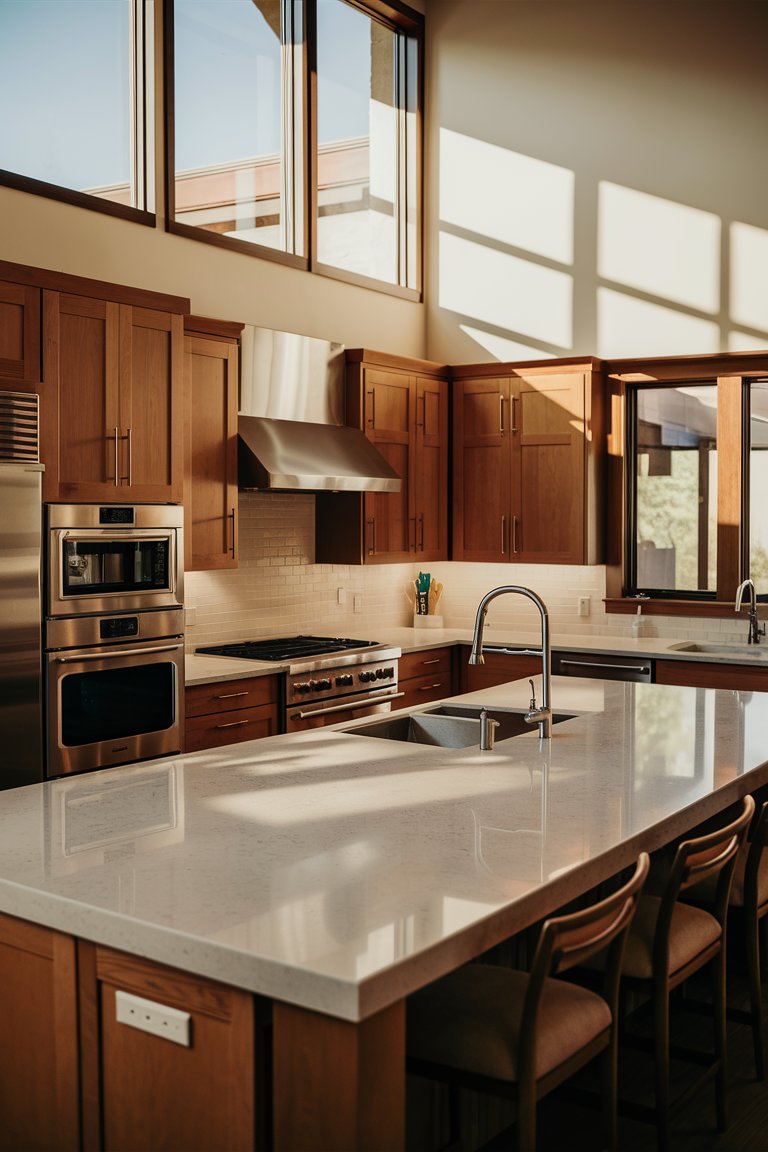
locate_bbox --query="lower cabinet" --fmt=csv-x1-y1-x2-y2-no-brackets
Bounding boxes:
398,647,455,708
185,676,280,752
79,944,267,1152
655,659,768,690
0,912,79,1152
457,645,540,693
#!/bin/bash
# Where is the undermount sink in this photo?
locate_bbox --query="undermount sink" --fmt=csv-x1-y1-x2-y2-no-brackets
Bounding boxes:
670,642,768,658
344,705,574,748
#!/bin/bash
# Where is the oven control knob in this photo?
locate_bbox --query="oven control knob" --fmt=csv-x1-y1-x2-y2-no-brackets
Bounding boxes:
295,681,312,694
317,678,332,691
336,674,354,687
359,670,373,683
375,668,385,679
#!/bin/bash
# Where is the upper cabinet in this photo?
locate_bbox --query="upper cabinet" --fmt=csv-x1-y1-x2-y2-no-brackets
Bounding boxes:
452,361,605,565
42,291,185,503
183,317,241,571
0,280,41,386
315,352,449,564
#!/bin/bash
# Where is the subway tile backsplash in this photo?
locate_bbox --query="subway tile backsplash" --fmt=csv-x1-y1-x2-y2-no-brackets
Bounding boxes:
183,494,752,648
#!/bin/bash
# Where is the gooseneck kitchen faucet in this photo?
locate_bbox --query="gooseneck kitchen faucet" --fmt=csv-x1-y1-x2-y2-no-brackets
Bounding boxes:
469,586,552,738
735,578,766,645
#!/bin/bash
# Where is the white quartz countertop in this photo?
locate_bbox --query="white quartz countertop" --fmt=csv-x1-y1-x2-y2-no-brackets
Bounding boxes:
185,625,768,685
1,677,766,1022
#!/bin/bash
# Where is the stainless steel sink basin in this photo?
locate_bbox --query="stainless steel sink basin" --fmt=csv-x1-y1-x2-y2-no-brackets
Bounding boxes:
344,705,574,748
669,642,768,658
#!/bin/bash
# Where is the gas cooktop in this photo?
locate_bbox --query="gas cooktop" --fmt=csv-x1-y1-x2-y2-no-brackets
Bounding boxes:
196,635,380,662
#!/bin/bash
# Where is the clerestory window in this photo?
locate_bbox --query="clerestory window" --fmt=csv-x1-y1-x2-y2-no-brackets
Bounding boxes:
0,0,154,221
167,0,422,297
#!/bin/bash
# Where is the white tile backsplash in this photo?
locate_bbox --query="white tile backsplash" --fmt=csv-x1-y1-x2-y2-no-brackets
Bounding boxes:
184,494,754,647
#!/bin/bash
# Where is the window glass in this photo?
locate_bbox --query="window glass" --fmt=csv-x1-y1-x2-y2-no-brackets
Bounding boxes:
633,385,718,595
749,381,768,596
0,0,150,210
316,0,418,288
172,0,302,254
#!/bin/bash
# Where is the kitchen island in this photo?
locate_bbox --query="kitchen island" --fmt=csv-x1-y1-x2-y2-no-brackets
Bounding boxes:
1,675,767,1150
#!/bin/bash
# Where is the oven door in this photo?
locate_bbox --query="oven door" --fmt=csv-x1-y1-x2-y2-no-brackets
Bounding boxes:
285,688,405,732
48,527,181,617
46,637,184,777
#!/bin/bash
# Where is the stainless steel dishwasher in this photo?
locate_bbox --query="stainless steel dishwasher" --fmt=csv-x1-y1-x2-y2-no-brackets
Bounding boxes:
551,650,654,682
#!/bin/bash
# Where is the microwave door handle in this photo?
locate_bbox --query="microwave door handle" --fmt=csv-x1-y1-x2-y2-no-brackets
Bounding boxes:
54,642,184,663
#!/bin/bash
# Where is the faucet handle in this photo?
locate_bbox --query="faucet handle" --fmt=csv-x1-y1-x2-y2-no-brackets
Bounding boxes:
528,678,537,710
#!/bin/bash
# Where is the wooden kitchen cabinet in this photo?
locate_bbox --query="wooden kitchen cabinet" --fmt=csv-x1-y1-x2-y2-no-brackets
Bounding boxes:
42,290,184,503
78,943,263,1152
315,351,449,564
452,360,605,564
398,646,455,708
457,645,540,693
656,659,768,691
0,912,80,1151
184,317,241,571
0,280,40,385
185,675,279,751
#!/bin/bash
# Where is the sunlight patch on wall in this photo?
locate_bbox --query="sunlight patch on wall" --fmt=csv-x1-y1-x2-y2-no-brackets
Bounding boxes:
597,288,720,359
440,232,573,347
730,222,768,334
459,324,557,362
439,129,574,263
598,183,720,314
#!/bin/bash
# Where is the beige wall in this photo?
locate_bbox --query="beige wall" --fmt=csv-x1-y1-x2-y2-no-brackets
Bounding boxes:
425,0,768,364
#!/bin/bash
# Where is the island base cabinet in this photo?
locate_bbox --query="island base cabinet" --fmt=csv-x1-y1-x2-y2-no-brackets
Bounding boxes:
79,943,265,1152
0,913,80,1152
273,999,406,1152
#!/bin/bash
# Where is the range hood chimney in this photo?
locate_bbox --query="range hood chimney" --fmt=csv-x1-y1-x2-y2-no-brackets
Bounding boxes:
237,326,401,494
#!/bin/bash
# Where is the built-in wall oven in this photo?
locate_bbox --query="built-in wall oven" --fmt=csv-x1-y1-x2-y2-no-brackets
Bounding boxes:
44,505,185,778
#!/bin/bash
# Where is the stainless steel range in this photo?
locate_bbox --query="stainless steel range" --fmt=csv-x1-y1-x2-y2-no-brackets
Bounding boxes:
197,636,402,731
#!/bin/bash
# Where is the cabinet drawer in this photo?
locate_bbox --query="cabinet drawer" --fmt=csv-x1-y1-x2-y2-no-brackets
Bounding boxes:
186,676,277,717
399,673,453,709
399,647,452,681
655,660,768,691
185,703,278,752
458,647,540,693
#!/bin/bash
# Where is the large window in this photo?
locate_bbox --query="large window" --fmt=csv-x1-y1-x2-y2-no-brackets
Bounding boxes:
167,0,422,295
627,379,768,601
0,0,154,220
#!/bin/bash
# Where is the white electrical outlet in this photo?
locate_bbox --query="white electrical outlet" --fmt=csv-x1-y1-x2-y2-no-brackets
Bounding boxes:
578,596,590,617
353,594,362,613
337,587,347,605
115,990,191,1048
185,607,196,627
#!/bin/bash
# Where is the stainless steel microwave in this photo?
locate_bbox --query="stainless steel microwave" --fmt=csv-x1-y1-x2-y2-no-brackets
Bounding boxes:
46,504,183,618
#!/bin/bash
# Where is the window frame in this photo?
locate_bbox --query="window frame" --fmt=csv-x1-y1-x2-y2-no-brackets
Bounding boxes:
0,0,156,226
163,0,423,298
606,362,768,616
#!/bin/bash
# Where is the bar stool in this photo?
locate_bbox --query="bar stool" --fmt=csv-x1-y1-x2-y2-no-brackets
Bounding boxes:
685,796,768,1079
588,795,754,1152
406,853,649,1152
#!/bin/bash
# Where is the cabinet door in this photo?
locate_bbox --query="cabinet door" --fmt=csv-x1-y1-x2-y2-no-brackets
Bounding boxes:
49,292,122,500
453,378,511,562
184,335,238,570
414,377,449,560
457,646,540,693
0,913,79,1151
119,306,184,502
362,368,414,560
45,295,183,502
513,372,586,563
0,281,40,385
79,944,259,1152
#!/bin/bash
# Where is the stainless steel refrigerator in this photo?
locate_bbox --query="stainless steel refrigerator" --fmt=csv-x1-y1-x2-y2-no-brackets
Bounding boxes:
0,392,44,789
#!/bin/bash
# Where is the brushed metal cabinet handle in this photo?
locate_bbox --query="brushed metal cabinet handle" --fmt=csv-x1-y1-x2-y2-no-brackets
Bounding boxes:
214,720,249,729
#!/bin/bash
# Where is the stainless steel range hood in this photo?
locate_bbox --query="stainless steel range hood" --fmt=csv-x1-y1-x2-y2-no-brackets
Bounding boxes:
238,325,401,493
